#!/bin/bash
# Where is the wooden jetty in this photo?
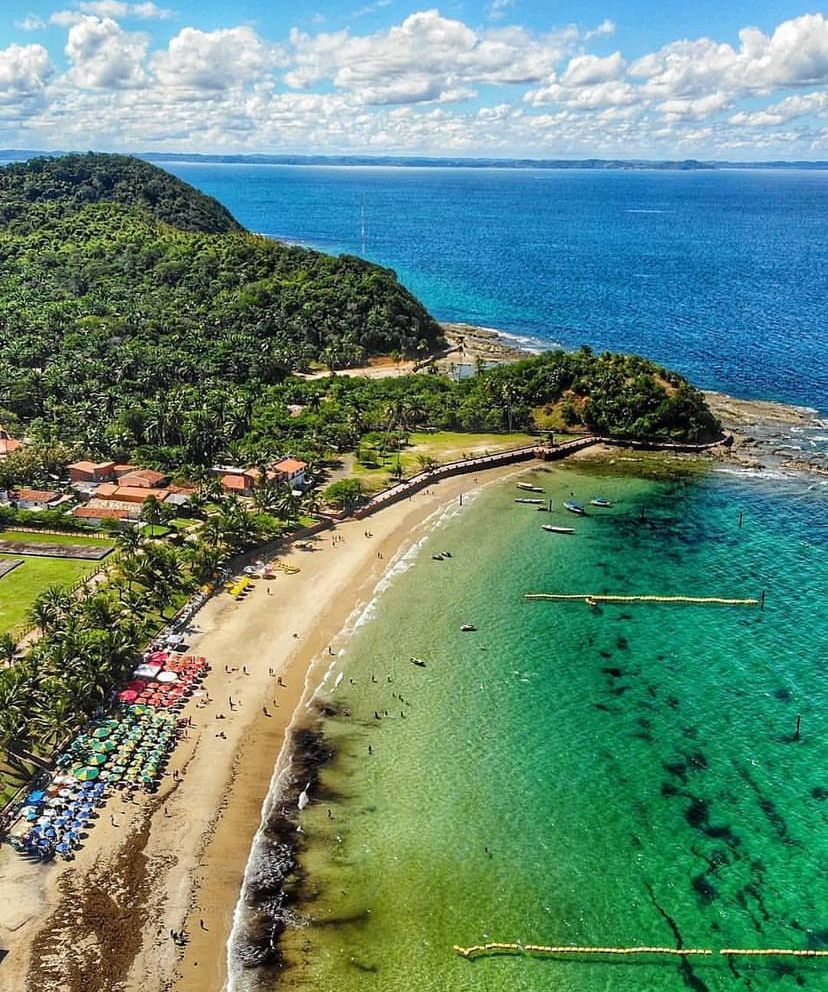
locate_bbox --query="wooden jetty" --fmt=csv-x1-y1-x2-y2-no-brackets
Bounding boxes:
524,593,758,607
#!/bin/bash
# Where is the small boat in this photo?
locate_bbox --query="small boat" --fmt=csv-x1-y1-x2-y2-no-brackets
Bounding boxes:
590,497,613,508
517,483,544,493
564,500,586,515
460,623,477,632
410,657,427,667
515,498,544,505
542,524,574,534
441,551,453,558
432,554,444,561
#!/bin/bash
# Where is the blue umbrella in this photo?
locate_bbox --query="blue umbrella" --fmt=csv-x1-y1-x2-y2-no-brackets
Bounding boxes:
26,790,46,804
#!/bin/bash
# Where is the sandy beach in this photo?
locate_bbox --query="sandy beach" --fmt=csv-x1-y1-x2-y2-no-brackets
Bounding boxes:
0,462,521,992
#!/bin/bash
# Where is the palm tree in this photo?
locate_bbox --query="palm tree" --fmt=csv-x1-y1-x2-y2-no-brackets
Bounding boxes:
116,524,143,555
0,632,18,668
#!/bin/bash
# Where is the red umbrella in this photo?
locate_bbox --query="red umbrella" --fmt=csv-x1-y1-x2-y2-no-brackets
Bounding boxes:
118,689,139,703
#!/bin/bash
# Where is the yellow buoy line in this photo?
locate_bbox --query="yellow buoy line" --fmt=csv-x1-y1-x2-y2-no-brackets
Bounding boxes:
453,943,711,959
453,942,828,960
524,593,758,607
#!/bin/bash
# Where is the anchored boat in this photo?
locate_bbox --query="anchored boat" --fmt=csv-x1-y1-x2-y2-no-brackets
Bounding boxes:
515,498,544,505
590,497,613,508
517,483,544,493
542,524,575,534
564,500,586,515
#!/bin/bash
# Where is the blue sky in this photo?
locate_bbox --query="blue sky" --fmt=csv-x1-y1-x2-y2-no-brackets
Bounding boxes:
0,1,826,157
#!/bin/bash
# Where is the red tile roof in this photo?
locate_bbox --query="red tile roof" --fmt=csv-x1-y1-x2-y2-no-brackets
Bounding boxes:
117,469,168,488
72,506,132,520
14,488,59,503
0,437,21,455
273,458,307,474
221,475,247,491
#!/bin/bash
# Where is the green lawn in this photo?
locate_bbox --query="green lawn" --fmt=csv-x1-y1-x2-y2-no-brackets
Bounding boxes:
170,517,200,531
0,529,112,546
351,430,540,490
0,530,114,635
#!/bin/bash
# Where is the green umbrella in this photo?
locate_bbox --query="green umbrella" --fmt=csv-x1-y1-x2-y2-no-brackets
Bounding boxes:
87,753,107,766
94,740,116,754
75,766,100,781
92,727,111,740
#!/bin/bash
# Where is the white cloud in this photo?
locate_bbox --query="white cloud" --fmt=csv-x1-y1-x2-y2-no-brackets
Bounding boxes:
15,15,47,31
152,27,277,92
0,43,53,117
730,90,828,127
64,15,149,88
584,19,616,41
286,10,581,104
631,13,828,99
562,51,625,86
657,92,731,121
77,2,173,19
351,0,392,18
487,0,516,22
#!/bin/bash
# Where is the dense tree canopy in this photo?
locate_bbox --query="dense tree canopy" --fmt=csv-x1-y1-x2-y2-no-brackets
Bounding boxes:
0,155,444,457
0,153,242,234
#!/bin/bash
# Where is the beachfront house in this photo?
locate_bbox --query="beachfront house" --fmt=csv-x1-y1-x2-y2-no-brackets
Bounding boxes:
95,484,171,505
271,458,308,491
69,460,117,485
13,488,62,510
116,468,169,489
215,466,262,497
70,505,135,528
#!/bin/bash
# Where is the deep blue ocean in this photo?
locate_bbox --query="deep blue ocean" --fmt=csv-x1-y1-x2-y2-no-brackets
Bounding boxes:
161,164,827,413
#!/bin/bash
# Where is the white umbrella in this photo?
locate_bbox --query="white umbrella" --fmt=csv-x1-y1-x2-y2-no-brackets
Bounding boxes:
157,670,179,683
133,663,163,679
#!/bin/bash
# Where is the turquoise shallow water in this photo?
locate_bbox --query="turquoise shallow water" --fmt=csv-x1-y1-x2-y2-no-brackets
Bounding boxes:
250,461,828,992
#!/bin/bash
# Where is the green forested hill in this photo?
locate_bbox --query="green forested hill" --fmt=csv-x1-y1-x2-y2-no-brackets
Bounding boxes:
0,155,444,458
0,153,242,233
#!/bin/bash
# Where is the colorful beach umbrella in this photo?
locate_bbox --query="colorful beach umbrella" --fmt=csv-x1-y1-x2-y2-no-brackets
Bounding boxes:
94,739,116,753
74,766,100,781
92,727,111,740
87,753,107,766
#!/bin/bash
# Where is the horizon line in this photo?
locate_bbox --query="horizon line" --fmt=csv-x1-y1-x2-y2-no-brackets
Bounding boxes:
0,150,827,170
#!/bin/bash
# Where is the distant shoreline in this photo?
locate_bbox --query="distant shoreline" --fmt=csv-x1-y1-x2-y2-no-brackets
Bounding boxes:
2,151,828,171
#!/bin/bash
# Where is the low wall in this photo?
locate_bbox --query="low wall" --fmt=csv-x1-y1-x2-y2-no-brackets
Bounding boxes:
352,433,729,520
